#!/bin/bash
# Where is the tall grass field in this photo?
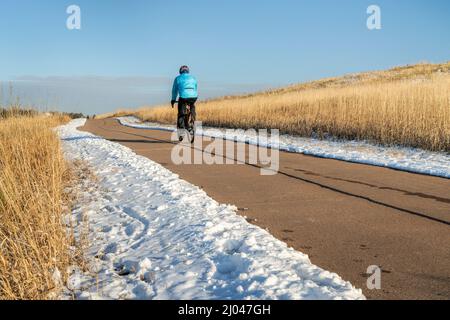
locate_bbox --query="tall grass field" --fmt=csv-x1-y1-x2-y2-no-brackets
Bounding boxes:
0,114,73,299
105,62,450,152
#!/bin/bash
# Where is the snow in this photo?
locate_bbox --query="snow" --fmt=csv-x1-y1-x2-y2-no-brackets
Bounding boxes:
57,119,364,300
118,116,450,179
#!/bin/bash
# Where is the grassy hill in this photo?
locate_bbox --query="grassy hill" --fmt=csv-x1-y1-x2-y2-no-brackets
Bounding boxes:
102,62,450,152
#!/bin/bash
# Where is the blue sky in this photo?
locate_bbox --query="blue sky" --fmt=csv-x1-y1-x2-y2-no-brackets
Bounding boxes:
0,0,449,114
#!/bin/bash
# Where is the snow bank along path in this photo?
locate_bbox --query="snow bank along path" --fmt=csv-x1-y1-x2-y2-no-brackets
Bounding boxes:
118,116,450,179
58,119,364,300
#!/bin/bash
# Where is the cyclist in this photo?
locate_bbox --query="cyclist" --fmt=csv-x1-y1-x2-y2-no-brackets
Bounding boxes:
171,66,198,137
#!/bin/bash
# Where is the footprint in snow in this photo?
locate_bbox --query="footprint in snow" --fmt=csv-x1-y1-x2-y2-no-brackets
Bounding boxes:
216,255,248,275
104,242,118,254
114,260,138,276
101,225,112,233
222,239,243,255
103,205,115,213
125,224,136,236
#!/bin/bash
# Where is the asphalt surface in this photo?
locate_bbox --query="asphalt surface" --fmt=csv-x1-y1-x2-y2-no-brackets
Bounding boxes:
80,118,450,300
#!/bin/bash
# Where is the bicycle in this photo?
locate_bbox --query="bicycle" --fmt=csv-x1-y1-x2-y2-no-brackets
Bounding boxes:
173,101,196,144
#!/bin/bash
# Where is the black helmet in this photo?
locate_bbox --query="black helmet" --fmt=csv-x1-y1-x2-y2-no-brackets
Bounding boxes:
179,65,190,74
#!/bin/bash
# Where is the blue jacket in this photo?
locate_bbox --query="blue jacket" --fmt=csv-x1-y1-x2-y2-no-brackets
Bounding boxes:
172,73,198,100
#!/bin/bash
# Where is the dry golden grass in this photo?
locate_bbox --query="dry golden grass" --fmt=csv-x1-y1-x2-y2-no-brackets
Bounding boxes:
0,114,75,300
0,106,38,118
102,62,450,151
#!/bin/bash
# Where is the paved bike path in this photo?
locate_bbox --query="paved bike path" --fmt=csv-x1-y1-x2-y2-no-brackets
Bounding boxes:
80,118,450,300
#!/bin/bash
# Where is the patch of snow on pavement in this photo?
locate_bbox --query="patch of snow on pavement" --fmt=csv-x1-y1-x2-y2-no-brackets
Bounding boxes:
118,116,450,179
57,119,364,300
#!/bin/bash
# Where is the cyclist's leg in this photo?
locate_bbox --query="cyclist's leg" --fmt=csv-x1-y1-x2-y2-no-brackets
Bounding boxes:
189,98,197,121
177,98,187,129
